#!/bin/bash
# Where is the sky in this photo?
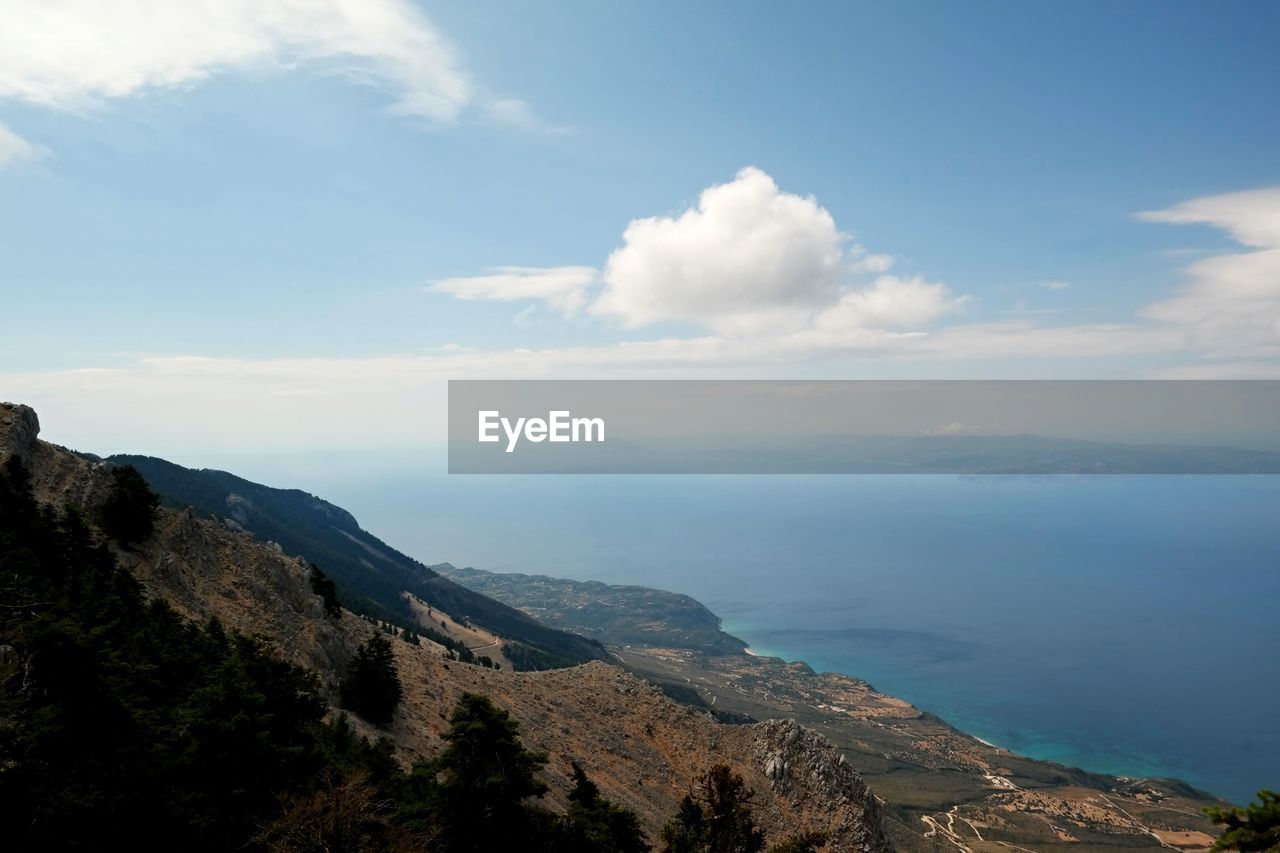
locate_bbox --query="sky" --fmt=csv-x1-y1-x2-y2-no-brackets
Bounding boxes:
1,0,1279,457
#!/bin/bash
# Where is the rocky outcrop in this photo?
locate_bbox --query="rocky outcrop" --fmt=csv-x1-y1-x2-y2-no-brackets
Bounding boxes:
751,720,892,853
1,401,111,511
0,403,39,463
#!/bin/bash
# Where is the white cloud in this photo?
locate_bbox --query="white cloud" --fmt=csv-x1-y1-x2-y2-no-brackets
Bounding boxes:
1040,280,1071,291
435,167,966,339
0,0,552,130
1138,187,1280,249
813,275,966,333
0,319,1189,452
1138,187,1280,356
380,181,1280,379
428,266,598,315
848,247,895,274
906,321,1183,359
0,121,49,169
591,166,849,334
485,97,570,134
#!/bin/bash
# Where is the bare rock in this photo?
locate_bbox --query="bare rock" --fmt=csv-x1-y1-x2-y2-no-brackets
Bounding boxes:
0,402,40,464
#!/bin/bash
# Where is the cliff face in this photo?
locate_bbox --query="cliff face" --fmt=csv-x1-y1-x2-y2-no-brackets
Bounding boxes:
0,402,893,852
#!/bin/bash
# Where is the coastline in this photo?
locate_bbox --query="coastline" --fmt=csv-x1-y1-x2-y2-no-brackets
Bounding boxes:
439,562,1226,803
612,624,1226,852
718,617,1210,800
436,561,1228,850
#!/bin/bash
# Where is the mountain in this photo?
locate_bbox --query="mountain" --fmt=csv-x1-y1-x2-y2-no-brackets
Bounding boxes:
105,453,607,671
2,402,893,851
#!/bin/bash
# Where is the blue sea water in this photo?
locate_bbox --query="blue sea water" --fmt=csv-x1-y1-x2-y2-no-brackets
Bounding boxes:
233,462,1280,804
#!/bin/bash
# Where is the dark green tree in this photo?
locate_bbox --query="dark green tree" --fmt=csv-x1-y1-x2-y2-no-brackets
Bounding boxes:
98,464,159,546
409,692,549,852
1205,790,1280,852
559,761,650,852
662,795,709,853
309,563,342,617
340,634,403,727
660,765,766,853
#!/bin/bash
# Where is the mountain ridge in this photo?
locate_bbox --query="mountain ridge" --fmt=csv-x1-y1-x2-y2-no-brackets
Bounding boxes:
105,452,608,670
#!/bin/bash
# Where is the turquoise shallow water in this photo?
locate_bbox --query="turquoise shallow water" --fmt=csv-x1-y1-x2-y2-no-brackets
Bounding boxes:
719,619,1201,784
238,464,1280,805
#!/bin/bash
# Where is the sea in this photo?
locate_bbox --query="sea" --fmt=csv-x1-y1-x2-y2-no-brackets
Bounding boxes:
221,460,1280,805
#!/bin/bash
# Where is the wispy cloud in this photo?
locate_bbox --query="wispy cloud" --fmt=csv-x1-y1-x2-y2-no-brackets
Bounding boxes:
0,319,1181,451
484,98,571,135
1138,187,1280,358
428,266,598,315
0,0,554,150
0,121,50,170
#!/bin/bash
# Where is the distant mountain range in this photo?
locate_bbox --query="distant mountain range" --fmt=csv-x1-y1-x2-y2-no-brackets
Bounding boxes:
462,432,1280,474
804,434,1280,474
593,435,1280,473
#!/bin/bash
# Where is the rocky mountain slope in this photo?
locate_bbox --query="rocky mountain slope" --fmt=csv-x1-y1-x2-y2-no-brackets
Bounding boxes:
104,453,608,671
1,403,892,852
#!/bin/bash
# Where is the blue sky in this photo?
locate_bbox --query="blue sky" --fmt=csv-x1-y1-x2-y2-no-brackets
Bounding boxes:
1,1,1279,453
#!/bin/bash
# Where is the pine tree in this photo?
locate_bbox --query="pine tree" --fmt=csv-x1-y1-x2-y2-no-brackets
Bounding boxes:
308,564,341,617
419,693,549,852
560,761,651,852
339,635,402,727
660,765,766,853
1205,790,1280,852
98,464,159,546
